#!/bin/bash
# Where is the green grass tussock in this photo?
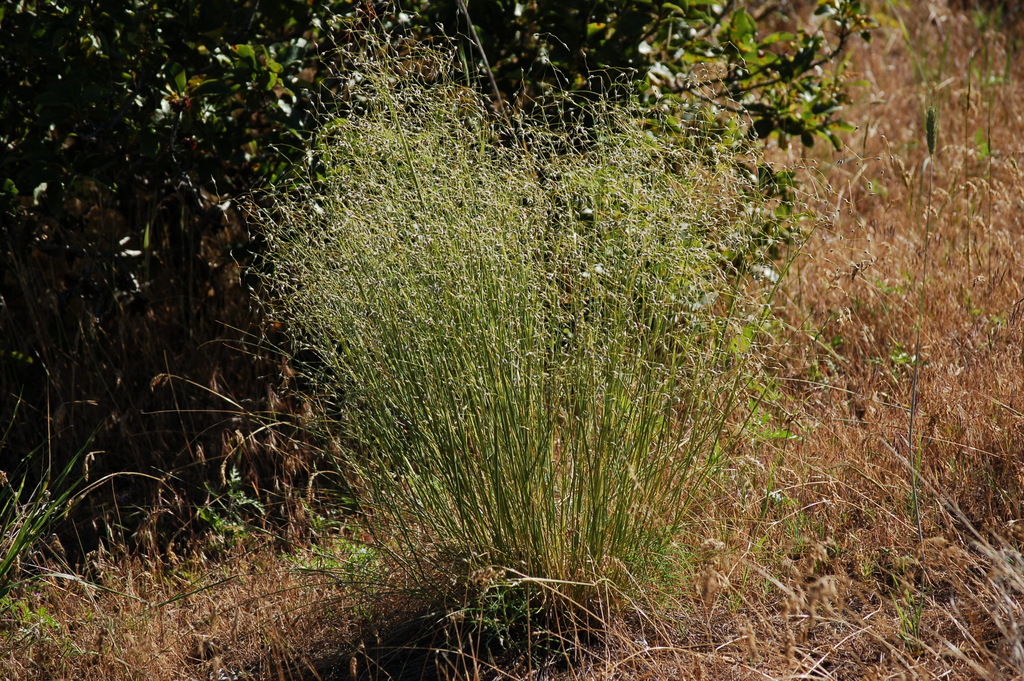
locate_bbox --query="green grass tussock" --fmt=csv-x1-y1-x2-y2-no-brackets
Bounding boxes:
253,44,777,601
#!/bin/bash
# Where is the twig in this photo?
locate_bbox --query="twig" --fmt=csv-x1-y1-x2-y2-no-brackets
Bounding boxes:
455,0,505,115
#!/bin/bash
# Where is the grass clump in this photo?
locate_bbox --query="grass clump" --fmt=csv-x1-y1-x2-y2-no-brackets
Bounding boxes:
253,43,777,606
0,435,86,602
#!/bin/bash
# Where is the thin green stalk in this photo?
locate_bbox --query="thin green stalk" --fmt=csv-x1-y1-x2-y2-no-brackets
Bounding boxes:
908,105,938,546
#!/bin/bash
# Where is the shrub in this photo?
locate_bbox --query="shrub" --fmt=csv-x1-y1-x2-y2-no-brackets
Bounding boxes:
382,0,876,150
254,43,776,603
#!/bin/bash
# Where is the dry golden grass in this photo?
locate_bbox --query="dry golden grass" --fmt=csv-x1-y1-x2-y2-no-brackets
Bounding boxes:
688,0,1024,677
0,539,359,681
781,0,1024,537
3,2,1023,680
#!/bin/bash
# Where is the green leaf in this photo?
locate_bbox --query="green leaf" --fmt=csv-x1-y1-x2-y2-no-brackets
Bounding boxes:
730,9,757,47
729,333,751,354
232,44,258,70
762,31,796,45
815,2,838,17
170,62,187,94
729,323,757,354
256,70,278,90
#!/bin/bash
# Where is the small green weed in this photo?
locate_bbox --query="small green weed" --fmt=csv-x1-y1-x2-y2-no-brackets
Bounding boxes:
198,466,265,549
0,431,88,601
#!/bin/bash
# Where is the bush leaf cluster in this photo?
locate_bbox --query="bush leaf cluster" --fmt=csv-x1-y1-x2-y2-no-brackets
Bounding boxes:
389,0,875,149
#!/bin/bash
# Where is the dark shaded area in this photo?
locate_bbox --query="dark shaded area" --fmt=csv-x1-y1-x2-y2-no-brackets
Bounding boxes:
0,0,355,560
306,601,593,681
